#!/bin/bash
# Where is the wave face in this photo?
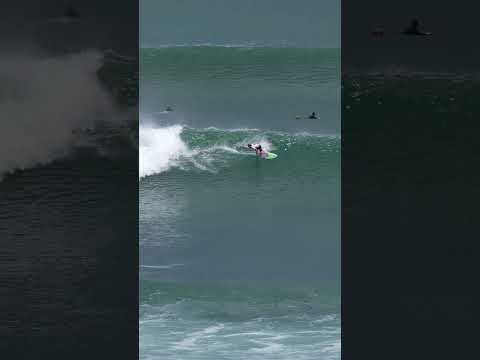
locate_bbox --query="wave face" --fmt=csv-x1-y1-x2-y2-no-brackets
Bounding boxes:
140,45,340,359
140,124,340,278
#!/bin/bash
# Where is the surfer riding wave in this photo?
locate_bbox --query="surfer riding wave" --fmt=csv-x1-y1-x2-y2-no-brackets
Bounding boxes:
247,143,266,157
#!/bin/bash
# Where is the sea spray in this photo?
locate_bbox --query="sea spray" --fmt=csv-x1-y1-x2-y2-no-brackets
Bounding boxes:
0,50,123,179
139,124,189,178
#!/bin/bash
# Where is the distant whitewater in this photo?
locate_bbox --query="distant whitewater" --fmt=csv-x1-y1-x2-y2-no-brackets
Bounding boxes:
0,50,137,180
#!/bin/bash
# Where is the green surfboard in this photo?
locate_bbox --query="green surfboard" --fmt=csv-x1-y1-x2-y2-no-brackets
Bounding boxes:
265,152,277,160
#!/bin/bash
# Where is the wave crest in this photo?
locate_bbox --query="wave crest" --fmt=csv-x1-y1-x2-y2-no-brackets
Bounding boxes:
139,124,189,178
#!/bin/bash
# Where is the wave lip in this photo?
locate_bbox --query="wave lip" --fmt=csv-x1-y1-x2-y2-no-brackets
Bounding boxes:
139,124,189,178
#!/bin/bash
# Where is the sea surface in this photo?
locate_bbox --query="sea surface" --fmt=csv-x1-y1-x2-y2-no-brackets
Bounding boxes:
139,45,341,360
0,46,138,356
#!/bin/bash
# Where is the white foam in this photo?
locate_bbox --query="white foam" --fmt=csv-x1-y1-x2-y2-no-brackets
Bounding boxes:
139,121,256,178
139,124,189,178
249,339,285,354
203,144,241,155
321,339,341,355
312,314,337,324
173,324,225,350
222,331,272,338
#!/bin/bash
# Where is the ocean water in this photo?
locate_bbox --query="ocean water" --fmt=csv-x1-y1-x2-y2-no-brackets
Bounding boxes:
140,0,340,49
0,49,138,355
341,66,480,357
139,46,341,359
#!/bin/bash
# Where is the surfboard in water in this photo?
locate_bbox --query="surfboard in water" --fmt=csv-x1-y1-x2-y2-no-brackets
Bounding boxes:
264,152,277,160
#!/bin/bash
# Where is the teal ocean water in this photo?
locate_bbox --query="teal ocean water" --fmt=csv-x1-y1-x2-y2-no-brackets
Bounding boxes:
140,47,340,133
140,46,340,359
140,0,340,49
